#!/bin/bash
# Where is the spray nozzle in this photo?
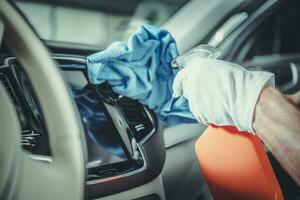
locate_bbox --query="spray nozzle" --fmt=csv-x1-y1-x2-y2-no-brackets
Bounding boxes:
171,44,221,69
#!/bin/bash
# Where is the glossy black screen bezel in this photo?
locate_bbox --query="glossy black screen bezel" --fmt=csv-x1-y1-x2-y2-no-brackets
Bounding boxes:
58,61,144,180
60,66,131,160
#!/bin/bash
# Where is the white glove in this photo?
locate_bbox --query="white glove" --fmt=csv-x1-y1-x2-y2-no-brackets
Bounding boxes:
172,58,275,133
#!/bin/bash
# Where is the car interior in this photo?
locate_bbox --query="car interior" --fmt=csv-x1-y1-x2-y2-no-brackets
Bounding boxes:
0,0,300,199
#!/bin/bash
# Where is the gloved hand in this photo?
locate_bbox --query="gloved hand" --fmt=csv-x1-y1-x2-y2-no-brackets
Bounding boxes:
87,25,196,125
173,58,275,133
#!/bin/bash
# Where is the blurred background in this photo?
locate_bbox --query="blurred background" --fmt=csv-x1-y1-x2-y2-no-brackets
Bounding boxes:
15,0,189,48
7,0,300,199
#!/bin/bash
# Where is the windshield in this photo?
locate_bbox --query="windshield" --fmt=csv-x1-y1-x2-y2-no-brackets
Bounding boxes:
14,0,189,48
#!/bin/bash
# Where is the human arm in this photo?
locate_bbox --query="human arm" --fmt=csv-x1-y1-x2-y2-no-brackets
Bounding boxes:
253,87,300,186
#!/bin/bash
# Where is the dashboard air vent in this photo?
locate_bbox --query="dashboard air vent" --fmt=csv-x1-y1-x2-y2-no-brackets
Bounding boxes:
117,97,155,142
0,66,50,156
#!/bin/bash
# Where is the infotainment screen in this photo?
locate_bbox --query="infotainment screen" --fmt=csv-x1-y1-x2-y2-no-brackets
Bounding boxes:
61,69,128,168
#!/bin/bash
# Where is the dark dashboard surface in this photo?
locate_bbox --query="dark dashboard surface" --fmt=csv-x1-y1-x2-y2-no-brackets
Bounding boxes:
62,68,128,168
0,55,166,198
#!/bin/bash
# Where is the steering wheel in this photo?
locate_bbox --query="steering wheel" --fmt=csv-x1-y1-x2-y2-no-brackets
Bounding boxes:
0,1,86,200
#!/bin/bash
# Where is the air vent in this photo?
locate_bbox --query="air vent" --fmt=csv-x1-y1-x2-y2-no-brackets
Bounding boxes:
0,74,39,151
117,97,155,142
118,99,147,124
0,68,50,156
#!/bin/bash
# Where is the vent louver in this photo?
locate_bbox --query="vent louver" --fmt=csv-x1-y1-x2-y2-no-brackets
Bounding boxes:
117,97,155,142
0,69,50,156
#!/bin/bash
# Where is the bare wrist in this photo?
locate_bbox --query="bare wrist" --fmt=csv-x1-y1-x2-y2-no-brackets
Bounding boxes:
252,86,277,136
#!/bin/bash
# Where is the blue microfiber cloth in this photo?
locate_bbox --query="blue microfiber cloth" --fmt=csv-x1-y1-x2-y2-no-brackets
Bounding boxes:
87,24,196,125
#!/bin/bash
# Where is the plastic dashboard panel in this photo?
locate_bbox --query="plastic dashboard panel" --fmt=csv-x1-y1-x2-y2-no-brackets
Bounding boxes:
0,55,166,198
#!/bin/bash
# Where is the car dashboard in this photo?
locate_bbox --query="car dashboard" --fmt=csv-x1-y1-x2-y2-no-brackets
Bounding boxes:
0,55,165,199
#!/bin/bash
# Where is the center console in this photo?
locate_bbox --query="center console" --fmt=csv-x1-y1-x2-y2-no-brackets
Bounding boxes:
0,55,166,199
